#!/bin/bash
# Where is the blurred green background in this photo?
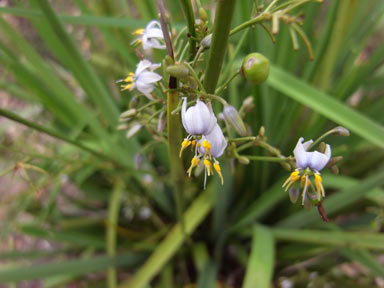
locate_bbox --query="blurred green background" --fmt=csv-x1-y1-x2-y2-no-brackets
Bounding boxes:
0,0,384,287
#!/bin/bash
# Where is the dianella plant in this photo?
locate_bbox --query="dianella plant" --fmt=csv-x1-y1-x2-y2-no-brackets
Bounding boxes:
0,0,384,287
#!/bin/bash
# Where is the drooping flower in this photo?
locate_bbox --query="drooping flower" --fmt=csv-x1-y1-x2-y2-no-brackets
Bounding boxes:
282,137,331,208
118,60,162,99
179,98,227,188
179,97,217,157
132,21,166,50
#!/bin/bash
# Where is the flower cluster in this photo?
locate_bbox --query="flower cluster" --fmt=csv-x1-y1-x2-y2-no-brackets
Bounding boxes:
180,98,227,188
283,137,331,208
119,21,166,99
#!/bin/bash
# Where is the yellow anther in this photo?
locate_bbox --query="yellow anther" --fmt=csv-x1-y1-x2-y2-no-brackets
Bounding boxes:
187,156,200,177
202,140,212,158
197,142,201,154
132,28,145,35
314,174,325,199
179,139,191,158
213,162,224,185
282,170,300,191
121,83,133,91
191,140,196,151
204,159,213,176
124,76,133,83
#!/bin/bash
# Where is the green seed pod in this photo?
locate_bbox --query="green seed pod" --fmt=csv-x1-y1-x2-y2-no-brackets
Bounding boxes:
241,53,270,84
166,64,189,79
238,156,250,165
199,7,208,22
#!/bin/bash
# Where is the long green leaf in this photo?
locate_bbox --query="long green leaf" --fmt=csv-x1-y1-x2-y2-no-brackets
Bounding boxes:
242,225,274,288
119,183,216,288
267,65,384,149
0,253,144,283
272,228,384,251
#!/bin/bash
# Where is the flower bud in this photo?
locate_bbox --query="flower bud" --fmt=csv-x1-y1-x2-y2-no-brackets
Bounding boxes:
201,34,212,49
241,53,270,84
238,156,250,165
223,105,247,136
199,7,208,22
258,126,265,137
166,64,189,79
120,108,137,120
326,156,343,167
329,165,339,174
126,122,142,139
334,126,350,137
280,161,291,171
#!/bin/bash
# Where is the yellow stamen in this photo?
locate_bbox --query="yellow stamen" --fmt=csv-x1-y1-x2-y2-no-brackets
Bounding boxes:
132,28,145,35
187,156,200,177
124,76,133,83
191,140,196,151
204,159,213,176
314,173,325,199
179,139,191,158
197,142,201,154
213,162,224,185
282,170,300,191
202,140,212,158
121,83,133,91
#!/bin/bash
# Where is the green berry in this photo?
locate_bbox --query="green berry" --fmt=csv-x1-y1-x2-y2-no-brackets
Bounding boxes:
241,53,270,84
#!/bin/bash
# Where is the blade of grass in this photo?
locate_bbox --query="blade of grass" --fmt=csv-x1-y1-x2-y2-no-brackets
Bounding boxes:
119,183,216,288
271,228,384,251
0,253,145,283
106,179,124,288
267,65,384,149
242,225,274,288
0,6,147,28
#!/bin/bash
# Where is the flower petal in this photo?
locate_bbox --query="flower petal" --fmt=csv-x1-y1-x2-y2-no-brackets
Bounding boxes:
293,137,309,169
135,60,152,75
137,71,162,83
308,151,330,172
181,97,190,133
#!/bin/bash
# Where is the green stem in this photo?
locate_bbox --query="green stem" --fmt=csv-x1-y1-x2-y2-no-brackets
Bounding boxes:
0,108,112,162
184,62,206,92
215,70,240,95
228,137,256,142
179,0,197,60
243,155,290,162
107,180,124,288
229,14,265,36
204,0,237,93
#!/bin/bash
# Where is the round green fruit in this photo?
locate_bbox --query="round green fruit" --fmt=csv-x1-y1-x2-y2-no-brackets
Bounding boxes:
241,53,270,84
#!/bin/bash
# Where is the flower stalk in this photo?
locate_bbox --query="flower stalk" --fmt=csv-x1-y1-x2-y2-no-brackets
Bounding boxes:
204,0,237,93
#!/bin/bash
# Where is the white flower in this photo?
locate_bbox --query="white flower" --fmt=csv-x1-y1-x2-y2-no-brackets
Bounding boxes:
283,137,332,207
132,21,166,50
119,60,162,99
181,97,217,136
199,124,227,159
293,137,331,172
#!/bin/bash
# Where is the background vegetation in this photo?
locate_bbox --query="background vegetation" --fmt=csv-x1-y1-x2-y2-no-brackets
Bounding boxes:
0,0,384,287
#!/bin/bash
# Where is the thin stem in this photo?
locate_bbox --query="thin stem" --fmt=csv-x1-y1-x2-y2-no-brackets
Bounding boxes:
157,0,185,228
184,62,206,92
244,155,291,162
204,0,237,93
291,23,314,60
229,14,265,36
215,70,240,95
264,0,280,13
228,137,257,142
